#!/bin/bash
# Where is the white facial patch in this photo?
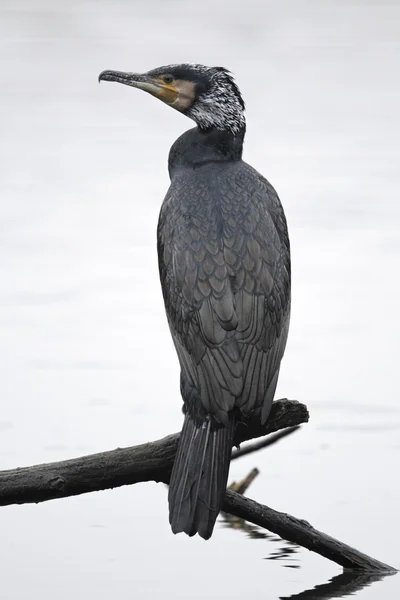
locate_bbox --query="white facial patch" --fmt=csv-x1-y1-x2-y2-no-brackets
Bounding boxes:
188,69,246,134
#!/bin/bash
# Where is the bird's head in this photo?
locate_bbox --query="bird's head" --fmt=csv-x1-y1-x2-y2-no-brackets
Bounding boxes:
99,63,245,135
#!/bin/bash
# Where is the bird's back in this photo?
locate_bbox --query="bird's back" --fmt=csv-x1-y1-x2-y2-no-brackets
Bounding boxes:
158,158,291,426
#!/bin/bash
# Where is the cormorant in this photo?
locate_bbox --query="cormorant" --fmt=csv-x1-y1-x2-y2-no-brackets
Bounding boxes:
99,64,291,540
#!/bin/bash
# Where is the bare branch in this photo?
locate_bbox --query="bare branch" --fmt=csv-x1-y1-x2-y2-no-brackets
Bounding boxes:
222,491,396,573
232,426,300,460
0,397,395,573
228,468,260,494
0,399,307,507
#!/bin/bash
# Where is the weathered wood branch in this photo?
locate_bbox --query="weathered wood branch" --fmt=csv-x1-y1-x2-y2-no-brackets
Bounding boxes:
222,491,395,573
0,398,395,573
224,466,396,573
0,399,306,506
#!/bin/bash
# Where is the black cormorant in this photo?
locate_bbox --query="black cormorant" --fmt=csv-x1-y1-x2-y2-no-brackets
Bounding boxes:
99,64,291,540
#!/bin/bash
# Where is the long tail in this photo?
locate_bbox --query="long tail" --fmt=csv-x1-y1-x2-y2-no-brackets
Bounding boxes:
168,413,235,540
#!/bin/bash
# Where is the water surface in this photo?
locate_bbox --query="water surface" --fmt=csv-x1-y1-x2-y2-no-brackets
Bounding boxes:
0,1,399,598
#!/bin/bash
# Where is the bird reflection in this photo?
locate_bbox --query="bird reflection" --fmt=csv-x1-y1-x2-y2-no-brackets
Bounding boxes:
280,570,396,599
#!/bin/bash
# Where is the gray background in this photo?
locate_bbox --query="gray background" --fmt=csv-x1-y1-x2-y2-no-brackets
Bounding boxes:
0,0,399,598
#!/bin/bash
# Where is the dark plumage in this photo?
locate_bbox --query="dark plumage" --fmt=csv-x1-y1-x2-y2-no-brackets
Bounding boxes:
99,63,291,540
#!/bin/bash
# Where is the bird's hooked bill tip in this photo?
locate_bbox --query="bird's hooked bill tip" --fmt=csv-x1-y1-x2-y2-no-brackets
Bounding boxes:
98,70,118,83
98,70,142,85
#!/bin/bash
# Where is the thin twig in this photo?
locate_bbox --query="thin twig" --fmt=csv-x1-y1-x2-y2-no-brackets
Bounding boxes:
228,468,260,494
232,426,300,460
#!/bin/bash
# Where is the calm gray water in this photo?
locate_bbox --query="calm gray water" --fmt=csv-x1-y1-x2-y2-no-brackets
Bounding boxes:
0,0,399,598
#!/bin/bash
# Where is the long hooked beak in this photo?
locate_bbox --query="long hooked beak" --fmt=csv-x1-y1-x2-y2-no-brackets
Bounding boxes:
98,70,178,104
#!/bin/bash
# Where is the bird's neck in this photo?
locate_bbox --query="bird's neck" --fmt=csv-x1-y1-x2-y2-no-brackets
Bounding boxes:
168,126,245,177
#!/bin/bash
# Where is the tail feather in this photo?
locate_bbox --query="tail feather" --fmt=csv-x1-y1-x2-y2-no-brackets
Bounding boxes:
168,413,235,540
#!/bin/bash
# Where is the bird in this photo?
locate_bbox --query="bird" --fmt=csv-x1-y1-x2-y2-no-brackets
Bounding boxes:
99,64,291,540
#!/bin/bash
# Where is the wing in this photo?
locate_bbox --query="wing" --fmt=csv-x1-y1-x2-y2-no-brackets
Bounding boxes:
157,162,290,424
219,162,291,422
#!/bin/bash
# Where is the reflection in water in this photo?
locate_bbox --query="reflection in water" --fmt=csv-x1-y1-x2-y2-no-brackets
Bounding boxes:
221,510,397,597
266,541,300,568
280,570,397,600
220,511,300,567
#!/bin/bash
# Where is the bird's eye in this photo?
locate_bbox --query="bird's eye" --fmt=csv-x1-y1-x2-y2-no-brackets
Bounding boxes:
163,74,174,84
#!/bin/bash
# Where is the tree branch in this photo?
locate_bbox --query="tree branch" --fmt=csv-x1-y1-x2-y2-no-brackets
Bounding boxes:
0,398,395,573
0,399,307,506
228,468,260,494
232,426,300,460
222,490,395,573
